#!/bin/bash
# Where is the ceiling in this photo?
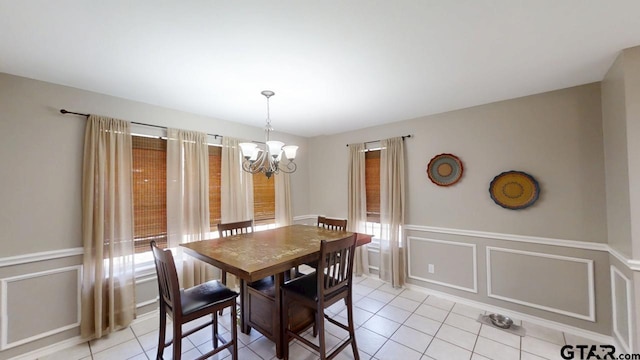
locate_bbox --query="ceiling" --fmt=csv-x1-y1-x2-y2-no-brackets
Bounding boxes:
2,1,640,137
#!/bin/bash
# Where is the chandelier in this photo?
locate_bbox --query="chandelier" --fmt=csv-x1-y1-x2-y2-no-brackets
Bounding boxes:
239,90,298,179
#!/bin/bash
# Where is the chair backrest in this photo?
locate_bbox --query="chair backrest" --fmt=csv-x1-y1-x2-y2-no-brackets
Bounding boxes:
317,234,357,301
151,240,182,316
317,216,347,231
217,219,254,238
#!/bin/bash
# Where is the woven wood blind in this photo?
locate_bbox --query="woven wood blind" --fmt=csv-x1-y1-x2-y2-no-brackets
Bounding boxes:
208,146,222,229
132,138,273,252
253,172,275,225
132,136,167,252
365,149,381,222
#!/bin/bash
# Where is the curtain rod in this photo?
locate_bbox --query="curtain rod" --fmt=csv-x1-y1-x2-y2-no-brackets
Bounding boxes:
346,134,412,147
60,109,223,139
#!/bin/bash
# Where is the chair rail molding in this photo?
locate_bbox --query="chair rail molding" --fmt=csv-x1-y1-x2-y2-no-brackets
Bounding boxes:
404,224,609,251
0,247,84,268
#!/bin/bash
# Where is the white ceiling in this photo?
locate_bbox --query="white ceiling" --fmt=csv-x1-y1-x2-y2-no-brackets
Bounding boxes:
2,1,640,137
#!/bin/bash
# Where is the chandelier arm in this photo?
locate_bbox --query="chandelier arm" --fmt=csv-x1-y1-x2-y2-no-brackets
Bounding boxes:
277,161,297,174
242,160,261,174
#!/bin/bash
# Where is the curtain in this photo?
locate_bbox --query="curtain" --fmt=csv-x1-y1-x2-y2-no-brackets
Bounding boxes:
348,143,370,276
379,137,406,287
167,128,213,289
221,137,254,222
275,172,293,226
81,115,135,339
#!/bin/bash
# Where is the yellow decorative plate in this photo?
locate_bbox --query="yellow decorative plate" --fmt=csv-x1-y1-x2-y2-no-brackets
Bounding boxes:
489,171,540,210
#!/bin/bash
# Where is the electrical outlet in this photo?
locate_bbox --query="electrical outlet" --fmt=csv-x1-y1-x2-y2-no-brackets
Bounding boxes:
428,264,435,274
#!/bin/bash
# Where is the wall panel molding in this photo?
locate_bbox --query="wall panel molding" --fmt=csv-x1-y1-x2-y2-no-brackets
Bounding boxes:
486,247,595,322
407,237,477,293
0,265,82,350
610,265,633,353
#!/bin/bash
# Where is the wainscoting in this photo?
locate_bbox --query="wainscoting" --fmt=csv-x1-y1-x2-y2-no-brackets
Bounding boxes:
407,237,477,293
1,265,82,349
611,265,633,353
0,249,83,360
403,225,615,339
486,247,594,321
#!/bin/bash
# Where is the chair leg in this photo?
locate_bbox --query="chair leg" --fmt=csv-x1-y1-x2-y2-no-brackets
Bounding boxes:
219,271,227,315
212,312,219,348
172,320,182,360
231,300,238,360
346,294,360,360
317,309,326,360
156,306,167,360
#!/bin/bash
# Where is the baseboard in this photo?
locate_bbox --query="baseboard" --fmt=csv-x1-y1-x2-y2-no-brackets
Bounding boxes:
400,280,613,345
8,335,90,360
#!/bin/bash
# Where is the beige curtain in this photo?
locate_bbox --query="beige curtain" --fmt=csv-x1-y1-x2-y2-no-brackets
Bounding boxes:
81,115,135,339
221,136,254,222
167,128,213,289
379,137,406,287
275,172,293,226
348,143,370,276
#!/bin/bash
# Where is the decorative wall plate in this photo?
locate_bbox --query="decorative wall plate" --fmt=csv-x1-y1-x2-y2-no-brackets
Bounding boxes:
427,153,463,186
489,171,540,210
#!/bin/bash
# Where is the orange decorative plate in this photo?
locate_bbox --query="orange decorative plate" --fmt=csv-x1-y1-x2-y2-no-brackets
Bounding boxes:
427,153,463,186
489,171,540,210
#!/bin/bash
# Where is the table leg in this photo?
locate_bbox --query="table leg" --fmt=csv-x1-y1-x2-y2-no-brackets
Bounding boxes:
274,272,284,359
240,279,251,334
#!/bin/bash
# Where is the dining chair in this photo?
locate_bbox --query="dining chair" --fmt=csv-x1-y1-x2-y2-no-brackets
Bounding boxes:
296,216,349,276
281,233,359,360
317,216,348,231
217,219,254,288
151,241,238,360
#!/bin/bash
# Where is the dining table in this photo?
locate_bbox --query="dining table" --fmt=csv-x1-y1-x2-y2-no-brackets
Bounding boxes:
180,224,372,359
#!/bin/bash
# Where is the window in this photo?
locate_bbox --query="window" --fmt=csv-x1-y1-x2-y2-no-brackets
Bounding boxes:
365,149,380,223
132,136,167,253
132,136,276,254
364,149,382,239
253,173,275,226
208,145,222,229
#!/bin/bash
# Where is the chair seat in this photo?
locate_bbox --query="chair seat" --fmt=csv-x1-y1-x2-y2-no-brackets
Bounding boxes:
181,280,238,316
282,273,318,301
282,273,348,305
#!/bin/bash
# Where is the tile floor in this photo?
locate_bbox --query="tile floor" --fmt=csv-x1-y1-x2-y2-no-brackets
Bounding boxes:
39,276,603,360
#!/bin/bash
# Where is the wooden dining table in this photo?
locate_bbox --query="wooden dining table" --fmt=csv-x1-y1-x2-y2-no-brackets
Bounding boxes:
180,224,372,359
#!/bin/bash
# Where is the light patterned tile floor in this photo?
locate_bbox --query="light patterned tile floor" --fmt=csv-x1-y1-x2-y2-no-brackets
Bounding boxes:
39,275,601,360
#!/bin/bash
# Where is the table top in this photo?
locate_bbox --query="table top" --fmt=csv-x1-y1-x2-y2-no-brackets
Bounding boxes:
180,224,371,282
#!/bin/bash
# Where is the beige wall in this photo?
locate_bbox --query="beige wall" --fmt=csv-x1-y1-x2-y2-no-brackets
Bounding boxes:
602,46,640,351
311,83,607,242
602,53,633,257
0,72,310,256
0,72,309,358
